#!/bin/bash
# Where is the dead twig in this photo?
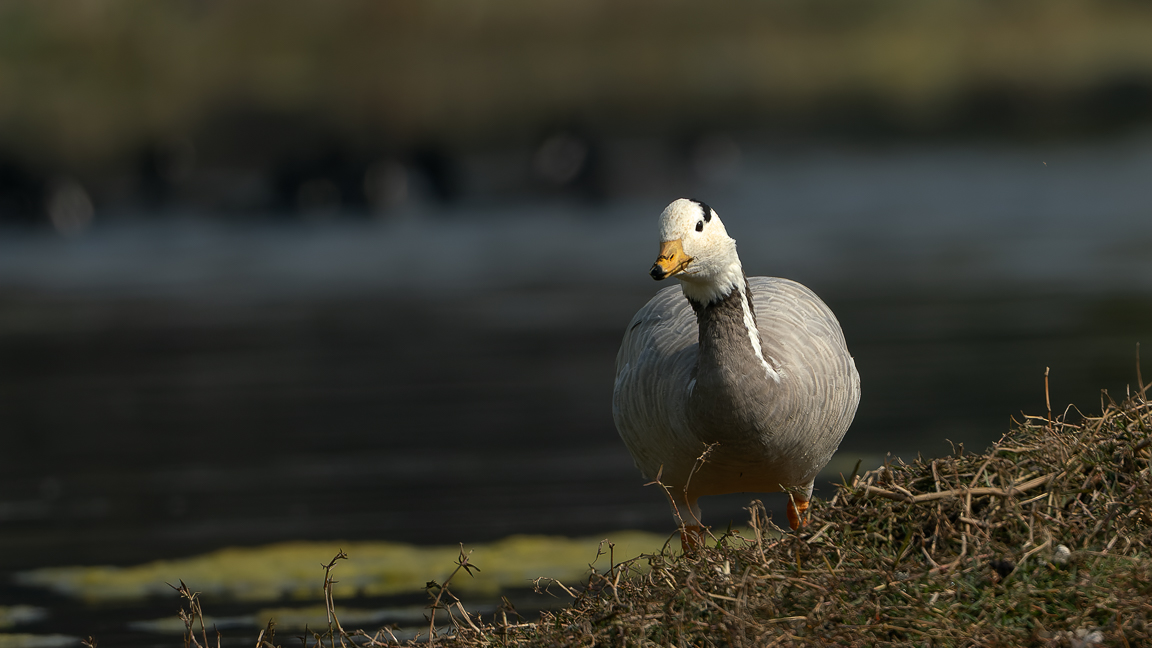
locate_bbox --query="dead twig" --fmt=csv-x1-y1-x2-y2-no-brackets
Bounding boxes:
864,472,1058,505
425,544,481,644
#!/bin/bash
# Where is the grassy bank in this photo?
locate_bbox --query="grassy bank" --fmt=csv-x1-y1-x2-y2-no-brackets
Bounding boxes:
209,380,1152,647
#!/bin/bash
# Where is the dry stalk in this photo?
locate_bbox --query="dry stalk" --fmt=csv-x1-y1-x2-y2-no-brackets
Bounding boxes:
322,550,349,640
424,544,481,644
170,580,218,648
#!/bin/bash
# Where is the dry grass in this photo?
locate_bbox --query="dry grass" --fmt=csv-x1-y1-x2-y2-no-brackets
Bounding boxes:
168,378,1152,648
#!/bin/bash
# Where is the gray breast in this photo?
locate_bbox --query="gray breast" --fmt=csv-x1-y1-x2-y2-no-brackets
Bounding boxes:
741,276,860,480
612,276,859,496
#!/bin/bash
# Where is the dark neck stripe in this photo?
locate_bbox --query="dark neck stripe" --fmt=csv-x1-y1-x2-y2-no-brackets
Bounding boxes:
687,276,766,382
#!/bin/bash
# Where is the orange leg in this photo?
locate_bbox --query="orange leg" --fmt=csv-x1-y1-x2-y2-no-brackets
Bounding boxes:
786,495,809,531
676,496,705,551
681,524,705,551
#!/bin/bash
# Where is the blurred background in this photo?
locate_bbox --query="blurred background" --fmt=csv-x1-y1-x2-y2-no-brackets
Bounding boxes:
2,0,1152,642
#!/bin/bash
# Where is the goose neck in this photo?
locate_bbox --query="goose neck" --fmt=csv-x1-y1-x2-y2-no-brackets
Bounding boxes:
689,278,781,386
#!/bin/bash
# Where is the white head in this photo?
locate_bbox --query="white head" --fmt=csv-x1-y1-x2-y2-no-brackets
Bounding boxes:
650,198,744,304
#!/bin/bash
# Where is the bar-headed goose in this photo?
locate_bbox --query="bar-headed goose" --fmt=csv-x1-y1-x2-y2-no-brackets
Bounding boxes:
612,198,860,546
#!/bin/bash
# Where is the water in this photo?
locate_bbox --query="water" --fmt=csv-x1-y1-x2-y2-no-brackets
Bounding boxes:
2,136,1151,643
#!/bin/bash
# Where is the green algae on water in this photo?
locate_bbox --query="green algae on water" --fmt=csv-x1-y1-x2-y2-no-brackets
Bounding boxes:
16,531,669,603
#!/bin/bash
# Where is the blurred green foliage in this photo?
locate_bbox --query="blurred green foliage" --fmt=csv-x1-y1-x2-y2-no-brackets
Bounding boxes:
1,0,1152,169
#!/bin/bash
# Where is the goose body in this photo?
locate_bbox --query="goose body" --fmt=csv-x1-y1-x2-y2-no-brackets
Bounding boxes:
612,199,859,537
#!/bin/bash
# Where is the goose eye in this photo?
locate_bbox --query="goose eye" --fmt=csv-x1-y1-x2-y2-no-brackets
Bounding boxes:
695,220,704,232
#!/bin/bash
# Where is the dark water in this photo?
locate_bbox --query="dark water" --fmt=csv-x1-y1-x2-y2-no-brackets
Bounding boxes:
2,137,1151,641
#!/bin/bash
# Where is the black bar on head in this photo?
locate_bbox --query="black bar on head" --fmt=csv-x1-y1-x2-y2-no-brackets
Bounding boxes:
690,198,713,222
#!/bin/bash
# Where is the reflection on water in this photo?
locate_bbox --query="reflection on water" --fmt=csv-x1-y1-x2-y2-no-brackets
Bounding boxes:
1,138,1151,642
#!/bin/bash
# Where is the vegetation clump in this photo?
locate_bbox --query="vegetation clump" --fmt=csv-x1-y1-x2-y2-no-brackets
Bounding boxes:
171,383,1151,647
434,385,1152,647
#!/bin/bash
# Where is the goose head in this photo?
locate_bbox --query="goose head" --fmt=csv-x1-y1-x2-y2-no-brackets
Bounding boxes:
650,198,744,305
